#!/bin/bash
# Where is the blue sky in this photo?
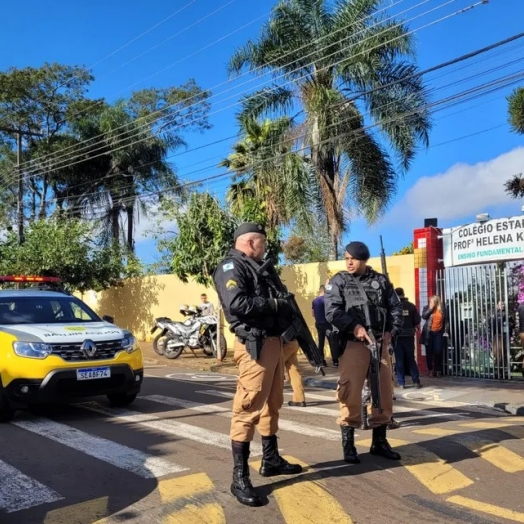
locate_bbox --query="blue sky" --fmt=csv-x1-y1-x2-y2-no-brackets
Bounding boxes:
2,0,524,263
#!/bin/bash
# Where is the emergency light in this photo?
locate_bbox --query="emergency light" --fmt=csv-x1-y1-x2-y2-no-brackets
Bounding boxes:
0,276,62,283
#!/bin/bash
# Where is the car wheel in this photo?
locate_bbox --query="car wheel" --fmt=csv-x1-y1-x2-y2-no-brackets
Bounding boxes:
107,393,137,408
0,384,15,422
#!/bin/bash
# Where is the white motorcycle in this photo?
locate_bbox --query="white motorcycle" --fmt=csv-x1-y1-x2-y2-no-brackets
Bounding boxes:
150,307,227,360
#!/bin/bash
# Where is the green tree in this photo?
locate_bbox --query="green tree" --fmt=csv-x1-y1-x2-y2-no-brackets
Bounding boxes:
282,214,330,263
0,219,139,292
228,0,430,257
393,242,414,255
504,87,524,198
160,192,237,286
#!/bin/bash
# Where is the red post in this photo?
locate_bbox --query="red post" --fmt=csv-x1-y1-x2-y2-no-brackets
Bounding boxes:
414,226,444,374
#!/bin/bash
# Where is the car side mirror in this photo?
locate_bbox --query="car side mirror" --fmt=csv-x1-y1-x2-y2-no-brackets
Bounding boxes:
102,315,114,324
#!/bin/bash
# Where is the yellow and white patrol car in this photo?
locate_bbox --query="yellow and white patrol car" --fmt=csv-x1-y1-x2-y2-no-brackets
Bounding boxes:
0,276,143,422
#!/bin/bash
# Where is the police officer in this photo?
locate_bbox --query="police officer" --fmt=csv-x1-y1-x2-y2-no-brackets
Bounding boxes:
394,287,422,389
324,241,404,464
213,223,302,507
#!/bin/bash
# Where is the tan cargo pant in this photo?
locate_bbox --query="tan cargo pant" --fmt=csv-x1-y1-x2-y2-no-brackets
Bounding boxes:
283,340,305,403
336,340,393,428
230,336,284,442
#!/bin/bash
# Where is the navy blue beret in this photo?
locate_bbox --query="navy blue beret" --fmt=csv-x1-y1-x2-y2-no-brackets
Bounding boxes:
345,241,370,261
233,223,267,242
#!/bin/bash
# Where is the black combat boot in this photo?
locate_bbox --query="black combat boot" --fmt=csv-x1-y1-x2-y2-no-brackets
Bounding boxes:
259,435,303,477
341,426,360,464
370,425,401,460
231,441,262,507
360,405,370,430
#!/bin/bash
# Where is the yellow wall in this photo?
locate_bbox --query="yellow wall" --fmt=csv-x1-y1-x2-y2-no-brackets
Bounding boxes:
82,254,415,346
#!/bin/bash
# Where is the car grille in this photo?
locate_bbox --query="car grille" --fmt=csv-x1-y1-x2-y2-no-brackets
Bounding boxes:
50,339,123,361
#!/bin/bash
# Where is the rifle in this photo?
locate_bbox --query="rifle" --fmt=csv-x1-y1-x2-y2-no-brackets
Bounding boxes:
257,258,326,376
352,276,384,413
380,235,389,280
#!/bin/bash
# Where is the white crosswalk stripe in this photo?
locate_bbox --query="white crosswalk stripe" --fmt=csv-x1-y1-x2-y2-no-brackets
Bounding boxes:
142,394,342,440
0,459,63,513
79,401,263,455
12,416,187,478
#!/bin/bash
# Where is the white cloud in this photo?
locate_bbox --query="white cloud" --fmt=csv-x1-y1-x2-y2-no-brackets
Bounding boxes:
387,147,524,226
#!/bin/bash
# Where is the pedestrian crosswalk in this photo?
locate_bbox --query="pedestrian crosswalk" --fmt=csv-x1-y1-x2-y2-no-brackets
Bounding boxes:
1,386,523,523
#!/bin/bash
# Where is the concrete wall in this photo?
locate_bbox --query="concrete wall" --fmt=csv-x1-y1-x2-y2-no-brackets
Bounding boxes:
82,254,415,346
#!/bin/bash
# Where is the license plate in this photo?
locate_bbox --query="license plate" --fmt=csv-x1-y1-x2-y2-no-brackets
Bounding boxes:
76,367,111,381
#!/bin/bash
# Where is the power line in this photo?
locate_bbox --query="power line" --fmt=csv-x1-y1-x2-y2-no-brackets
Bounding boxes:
14,0,431,173
15,0,475,181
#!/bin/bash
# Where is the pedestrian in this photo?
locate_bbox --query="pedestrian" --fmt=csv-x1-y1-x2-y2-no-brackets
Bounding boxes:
421,295,446,378
213,222,302,507
199,293,215,316
312,286,334,366
283,339,306,407
325,241,404,464
394,287,422,389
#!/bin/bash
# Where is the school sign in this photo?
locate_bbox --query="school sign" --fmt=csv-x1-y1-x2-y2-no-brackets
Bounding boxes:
442,215,524,267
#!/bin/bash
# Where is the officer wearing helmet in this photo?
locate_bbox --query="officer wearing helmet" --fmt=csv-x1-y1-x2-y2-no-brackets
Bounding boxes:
324,241,404,464
213,222,301,507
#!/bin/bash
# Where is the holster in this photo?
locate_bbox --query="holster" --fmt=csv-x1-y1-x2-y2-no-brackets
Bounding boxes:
235,325,265,360
327,328,347,360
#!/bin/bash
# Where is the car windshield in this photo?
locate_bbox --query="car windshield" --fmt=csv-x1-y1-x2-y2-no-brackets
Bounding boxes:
0,296,101,325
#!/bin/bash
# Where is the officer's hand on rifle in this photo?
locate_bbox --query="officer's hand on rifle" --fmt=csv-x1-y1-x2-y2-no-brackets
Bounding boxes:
271,298,294,318
353,324,372,344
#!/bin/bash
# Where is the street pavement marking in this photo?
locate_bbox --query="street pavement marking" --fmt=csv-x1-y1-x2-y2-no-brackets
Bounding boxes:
0,459,63,513
44,497,109,524
447,495,524,523
356,438,474,495
159,473,226,524
461,437,524,473
284,391,471,421
250,455,354,524
413,428,464,437
81,401,262,456
12,416,185,479
143,393,341,441
164,503,226,524
460,421,524,430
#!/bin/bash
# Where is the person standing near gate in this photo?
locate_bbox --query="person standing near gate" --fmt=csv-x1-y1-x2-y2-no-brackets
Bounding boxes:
312,286,334,366
421,295,446,377
394,288,422,389
324,241,404,464
213,223,302,507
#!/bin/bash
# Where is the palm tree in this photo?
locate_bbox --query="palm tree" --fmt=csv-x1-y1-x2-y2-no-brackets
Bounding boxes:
504,87,524,199
229,0,431,257
221,116,315,231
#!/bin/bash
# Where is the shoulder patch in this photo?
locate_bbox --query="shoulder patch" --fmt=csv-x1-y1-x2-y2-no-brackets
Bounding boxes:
226,279,237,289
222,262,234,272
325,284,333,291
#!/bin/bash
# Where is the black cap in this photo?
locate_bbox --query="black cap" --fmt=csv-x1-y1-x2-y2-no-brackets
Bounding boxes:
345,241,370,261
233,222,266,242
395,287,405,297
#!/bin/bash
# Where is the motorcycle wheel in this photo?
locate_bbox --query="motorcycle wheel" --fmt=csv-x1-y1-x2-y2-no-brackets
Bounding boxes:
163,334,184,360
153,333,168,356
212,334,228,360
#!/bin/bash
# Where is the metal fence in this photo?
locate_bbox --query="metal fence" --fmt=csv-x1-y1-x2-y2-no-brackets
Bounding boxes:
435,263,524,380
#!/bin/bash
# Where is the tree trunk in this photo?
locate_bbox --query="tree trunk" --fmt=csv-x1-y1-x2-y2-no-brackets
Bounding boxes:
126,205,134,252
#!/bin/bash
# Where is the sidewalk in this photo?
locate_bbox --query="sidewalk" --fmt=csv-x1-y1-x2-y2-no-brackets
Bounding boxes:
140,341,524,416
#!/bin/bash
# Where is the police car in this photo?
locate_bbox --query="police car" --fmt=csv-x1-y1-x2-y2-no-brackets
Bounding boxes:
0,276,143,422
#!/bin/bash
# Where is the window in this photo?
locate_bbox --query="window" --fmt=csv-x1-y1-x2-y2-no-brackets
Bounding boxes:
0,296,100,325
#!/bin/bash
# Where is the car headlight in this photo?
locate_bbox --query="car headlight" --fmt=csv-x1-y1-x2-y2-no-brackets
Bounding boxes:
121,335,138,354
13,342,52,359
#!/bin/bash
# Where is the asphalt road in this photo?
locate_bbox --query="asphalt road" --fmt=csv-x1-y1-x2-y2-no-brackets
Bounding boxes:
1,366,523,524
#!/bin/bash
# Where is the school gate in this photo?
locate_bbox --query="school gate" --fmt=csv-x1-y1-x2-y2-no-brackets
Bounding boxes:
413,217,524,381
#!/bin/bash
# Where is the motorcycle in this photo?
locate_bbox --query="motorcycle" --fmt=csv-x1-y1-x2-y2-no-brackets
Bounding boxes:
150,308,227,360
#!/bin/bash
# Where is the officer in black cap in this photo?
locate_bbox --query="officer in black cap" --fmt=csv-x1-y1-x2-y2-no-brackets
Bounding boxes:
213,222,302,507
324,241,404,464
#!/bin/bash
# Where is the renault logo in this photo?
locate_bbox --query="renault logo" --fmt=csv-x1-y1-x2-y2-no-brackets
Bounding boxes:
81,339,97,358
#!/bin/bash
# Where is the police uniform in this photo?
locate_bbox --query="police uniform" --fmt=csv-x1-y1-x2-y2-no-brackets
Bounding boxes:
324,241,404,464
283,339,306,406
394,288,422,388
213,223,301,507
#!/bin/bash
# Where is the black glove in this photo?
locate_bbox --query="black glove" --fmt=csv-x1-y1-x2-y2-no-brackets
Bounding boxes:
269,298,293,318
